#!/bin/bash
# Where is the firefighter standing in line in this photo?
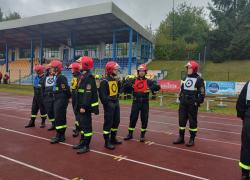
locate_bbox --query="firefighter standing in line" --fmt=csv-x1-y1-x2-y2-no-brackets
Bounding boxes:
41,64,56,131
173,60,205,147
70,62,81,137
50,59,71,144
123,64,161,142
236,81,250,180
99,61,122,150
72,56,99,154
25,65,47,128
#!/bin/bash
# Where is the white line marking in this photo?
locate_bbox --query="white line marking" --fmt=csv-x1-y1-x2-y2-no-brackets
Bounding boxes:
0,126,209,180
0,154,71,180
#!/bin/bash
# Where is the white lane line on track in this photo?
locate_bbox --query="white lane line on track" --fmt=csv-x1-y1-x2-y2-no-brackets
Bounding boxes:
0,126,209,180
0,154,71,180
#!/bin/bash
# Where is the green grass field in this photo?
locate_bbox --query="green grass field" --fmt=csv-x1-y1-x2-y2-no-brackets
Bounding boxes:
0,84,237,116
148,60,250,81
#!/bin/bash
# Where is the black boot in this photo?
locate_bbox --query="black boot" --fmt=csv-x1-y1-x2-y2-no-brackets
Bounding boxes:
124,130,133,141
140,131,146,142
241,169,250,180
186,137,195,147
73,135,85,149
40,119,46,128
50,130,65,144
25,119,35,128
77,137,91,154
110,131,122,145
48,121,55,131
103,134,115,150
173,130,185,144
186,131,196,147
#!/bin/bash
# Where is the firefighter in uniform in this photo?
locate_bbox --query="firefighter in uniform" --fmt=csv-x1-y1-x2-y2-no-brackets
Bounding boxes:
173,60,205,147
41,64,56,131
70,62,81,137
99,61,122,150
236,81,250,180
72,56,99,154
25,65,47,128
50,59,71,144
123,64,161,142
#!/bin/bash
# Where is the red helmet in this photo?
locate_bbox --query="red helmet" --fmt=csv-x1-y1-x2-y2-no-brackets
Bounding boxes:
34,64,44,74
70,62,80,73
50,59,63,72
81,56,93,70
185,60,199,73
105,61,119,75
137,64,148,72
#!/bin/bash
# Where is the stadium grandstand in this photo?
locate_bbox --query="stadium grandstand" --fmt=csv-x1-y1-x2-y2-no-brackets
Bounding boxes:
0,2,153,83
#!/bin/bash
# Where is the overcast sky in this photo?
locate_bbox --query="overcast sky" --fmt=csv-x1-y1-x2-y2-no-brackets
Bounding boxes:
0,0,212,30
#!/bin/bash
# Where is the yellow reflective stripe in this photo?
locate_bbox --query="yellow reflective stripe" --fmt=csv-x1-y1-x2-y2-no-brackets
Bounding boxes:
78,89,84,93
111,128,118,132
179,127,186,130
40,114,47,118
141,128,147,132
239,162,250,170
91,102,99,107
49,118,55,122
128,128,135,131
189,128,198,132
31,115,37,118
56,87,59,91
84,132,93,137
80,131,84,135
75,121,79,126
55,125,67,130
103,131,110,134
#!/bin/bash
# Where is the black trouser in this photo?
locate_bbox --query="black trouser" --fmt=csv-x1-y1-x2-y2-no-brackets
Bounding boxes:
31,95,47,121
240,112,250,172
129,101,149,132
178,98,198,137
103,101,120,135
72,90,80,128
54,94,68,135
43,94,55,124
78,111,93,144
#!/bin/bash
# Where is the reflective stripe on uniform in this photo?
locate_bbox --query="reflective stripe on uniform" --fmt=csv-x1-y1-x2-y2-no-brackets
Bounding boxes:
84,132,93,137
55,125,67,130
31,115,37,118
78,89,84,93
179,127,186,130
141,128,147,132
189,128,198,132
80,131,84,135
111,128,118,132
40,114,47,118
91,102,99,107
103,131,110,134
56,87,59,91
49,118,55,122
128,128,135,131
239,162,250,170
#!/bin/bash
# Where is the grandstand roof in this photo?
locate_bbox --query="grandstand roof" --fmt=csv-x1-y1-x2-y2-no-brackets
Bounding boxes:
0,2,153,49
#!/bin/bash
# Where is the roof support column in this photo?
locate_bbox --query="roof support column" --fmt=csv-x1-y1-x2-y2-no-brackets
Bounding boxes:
30,39,34,74
39,34,44,64
112,31,116,60
135,32,139,69
128,28,133,75
5,43,9,72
